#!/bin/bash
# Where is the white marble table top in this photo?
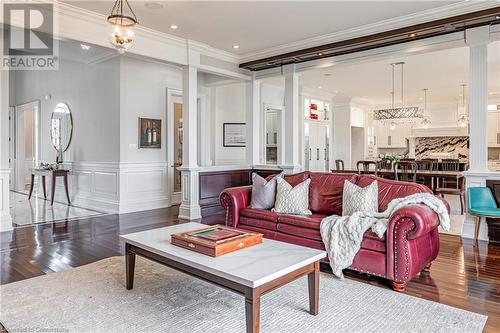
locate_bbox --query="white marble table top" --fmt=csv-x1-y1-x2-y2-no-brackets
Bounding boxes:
120,222,326,288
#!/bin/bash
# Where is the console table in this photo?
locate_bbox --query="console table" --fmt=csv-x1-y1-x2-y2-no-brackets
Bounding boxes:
28,169,71,205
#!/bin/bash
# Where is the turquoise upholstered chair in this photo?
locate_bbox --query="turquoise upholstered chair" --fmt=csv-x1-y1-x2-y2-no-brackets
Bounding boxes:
467,187,500,243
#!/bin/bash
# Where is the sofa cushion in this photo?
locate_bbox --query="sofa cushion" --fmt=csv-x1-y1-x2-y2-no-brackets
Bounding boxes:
249,173,280,210
240,208,277,222
356,175,431,212
277,213,327,230
277,223,323,241
283,171,310,187
273,178,312,215
361,230,386,253
240,217,277,231
342,180,378,216
309,173,358,215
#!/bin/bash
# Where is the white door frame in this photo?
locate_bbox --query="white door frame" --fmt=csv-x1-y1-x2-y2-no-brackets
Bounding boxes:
166,88,183,205
262,103,284,165
13,100,41,192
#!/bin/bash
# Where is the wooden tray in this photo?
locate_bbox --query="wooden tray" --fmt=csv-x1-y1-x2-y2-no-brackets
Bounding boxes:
171,225,263,257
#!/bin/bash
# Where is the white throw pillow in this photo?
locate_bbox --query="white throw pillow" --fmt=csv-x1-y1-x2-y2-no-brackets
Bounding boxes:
342,180,378,216
273,177,312,215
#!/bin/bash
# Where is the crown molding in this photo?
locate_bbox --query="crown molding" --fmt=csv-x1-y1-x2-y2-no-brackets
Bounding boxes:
239,1,500,64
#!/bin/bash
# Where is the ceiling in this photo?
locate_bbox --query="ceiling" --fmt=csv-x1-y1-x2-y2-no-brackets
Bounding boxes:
63,1,459,55
58,39,116,64
264,41,500,107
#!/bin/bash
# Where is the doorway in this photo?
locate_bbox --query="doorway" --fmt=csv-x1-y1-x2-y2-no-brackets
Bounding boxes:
167,89,183,205
11,101,41,193
264,105,283,165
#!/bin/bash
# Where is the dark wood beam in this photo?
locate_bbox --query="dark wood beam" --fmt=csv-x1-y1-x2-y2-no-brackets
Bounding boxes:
240,7,500,71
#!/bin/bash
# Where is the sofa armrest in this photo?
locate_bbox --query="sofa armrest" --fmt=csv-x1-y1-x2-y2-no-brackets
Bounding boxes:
388,204,441,240
219,186,252,227
385,204,442,283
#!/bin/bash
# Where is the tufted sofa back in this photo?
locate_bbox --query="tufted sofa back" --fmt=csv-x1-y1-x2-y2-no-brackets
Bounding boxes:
269,172,431,214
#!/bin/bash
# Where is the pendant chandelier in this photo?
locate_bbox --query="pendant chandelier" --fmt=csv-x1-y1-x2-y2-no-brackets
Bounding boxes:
107,0,138,54
457,84,469,128
373,62,422,127
420,88,431,129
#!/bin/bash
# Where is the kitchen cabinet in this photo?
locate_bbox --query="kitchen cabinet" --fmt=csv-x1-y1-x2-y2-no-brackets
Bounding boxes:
375,122,410,148
488,111,500,147
306,122,329,172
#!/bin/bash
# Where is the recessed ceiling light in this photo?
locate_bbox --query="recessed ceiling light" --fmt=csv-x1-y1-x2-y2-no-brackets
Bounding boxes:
145,2,164,10
170,25,178,30
409,33,417,38
233,44,240,49
318,86,322,89
318,52,323,56
80,44,91,50
496,15,500,20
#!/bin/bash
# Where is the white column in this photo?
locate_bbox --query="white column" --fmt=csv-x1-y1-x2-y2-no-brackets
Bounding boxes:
178,65,201,220
466,26,489,172
282,64,301,173
332,98,352,168
0,63,13,232
246,74,261,166
462,26,491,241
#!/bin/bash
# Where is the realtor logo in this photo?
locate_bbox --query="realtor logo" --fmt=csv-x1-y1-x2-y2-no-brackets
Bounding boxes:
2,2,59,70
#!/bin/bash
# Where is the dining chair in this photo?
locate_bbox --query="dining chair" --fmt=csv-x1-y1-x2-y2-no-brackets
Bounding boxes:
335,159,344,171
393,161,418,182
436,174,465,215
467,187,500,244
416,159,436,186
440,159,461,188
356,161,378,176
377,158,392,170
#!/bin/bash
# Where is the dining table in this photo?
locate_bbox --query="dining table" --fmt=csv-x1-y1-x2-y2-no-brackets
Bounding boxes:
332,168,463,192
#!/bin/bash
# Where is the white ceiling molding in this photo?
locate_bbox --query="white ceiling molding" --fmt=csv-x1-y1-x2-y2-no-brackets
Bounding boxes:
47,0,245,78
239,1,499,64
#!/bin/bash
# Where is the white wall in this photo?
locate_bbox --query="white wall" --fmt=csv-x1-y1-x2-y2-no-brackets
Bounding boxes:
213,82,247,165
332,100,352,168
119,57,182,163
11,58,121,163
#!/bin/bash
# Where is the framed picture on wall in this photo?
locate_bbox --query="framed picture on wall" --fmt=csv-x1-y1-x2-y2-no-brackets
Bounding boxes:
138,118,161,148
223,123,246,147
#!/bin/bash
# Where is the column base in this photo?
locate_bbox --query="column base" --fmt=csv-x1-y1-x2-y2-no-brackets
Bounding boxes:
177,167,202,221
178,204,202,221
462,215,489,242
0,169,12,232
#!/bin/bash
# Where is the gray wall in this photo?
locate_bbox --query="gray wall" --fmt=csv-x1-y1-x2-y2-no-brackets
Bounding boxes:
10,58,120,163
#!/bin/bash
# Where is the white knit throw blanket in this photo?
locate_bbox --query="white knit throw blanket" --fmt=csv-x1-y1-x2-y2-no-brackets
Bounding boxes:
320,193,450,278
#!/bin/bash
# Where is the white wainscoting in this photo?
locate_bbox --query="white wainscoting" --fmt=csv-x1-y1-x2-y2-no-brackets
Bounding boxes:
47,161,170,214
118,162,169,214
0,169,13,231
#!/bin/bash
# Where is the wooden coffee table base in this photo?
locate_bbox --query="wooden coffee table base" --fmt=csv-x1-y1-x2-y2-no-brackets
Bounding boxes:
125,243,320,333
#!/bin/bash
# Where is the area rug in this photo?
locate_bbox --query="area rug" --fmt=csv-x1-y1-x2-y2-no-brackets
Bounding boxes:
0,256,487,333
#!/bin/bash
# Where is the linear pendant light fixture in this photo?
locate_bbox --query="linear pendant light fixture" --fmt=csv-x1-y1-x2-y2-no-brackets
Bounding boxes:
107,0,139,54
373,62,422,127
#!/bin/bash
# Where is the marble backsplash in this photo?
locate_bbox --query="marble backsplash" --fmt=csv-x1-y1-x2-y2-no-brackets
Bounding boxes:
414,136,469,160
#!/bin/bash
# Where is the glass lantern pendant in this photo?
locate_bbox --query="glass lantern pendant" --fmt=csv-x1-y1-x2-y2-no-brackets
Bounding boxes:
107,0,138,54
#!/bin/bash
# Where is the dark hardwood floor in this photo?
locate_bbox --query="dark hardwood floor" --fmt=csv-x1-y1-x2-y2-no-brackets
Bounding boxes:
1,208,499,332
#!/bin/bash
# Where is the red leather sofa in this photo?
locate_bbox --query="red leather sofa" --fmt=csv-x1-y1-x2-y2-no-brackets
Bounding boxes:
220,172,448,291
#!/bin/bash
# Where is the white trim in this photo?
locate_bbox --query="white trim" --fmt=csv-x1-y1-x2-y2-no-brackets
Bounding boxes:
240,1,499,63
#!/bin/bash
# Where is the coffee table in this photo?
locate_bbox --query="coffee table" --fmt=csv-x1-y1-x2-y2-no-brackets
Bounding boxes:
120,222,326,333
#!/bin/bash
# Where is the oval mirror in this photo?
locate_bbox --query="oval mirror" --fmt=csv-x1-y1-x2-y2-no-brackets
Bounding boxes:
50,102,73,152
